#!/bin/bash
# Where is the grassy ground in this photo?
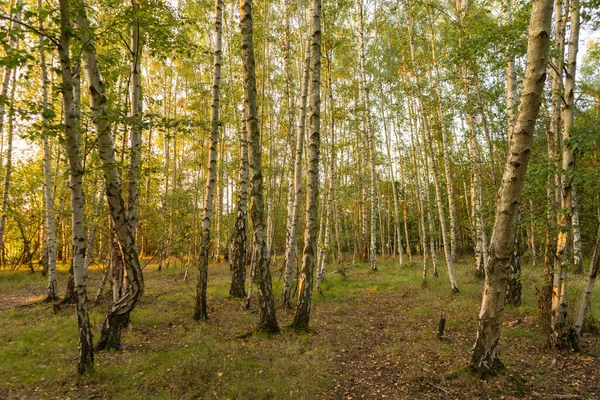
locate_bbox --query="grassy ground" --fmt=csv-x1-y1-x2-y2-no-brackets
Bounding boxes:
1,256,600,399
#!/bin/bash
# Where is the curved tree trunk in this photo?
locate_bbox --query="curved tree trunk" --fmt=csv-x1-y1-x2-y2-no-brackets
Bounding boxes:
470,0,553,373
73,0,144,351
426,2,457,263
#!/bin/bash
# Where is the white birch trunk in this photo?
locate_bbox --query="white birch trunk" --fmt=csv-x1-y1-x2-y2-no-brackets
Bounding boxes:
240,0,279,332
552,0,580,348
292,0,321,332
195,0,223,322
73,0,145,350
58,0,94,373
282,40,310,309
574,222,600,337
470,0,553,372
38,0,58,300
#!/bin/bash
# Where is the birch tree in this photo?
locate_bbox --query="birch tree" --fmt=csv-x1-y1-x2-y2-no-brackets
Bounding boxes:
72,0,145,350
58,0,94,373
292,0,321,332
282,36,310,308
38,0,58,301
551,0,580,348
195,0,223,321
240,0,278,333
470,0,553,373
229,110,249,298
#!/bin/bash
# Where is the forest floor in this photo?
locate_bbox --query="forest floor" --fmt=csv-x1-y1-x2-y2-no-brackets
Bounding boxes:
1,256,600,399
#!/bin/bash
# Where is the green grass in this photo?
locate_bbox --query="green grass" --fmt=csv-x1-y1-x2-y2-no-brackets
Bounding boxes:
1,256,599,399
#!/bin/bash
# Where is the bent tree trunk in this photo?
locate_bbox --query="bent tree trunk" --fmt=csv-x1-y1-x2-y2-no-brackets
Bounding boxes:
292,0,321,332
470,0,553,373
195,0,223,321
58,0,94,373
240,0,278,333
74,0,144,350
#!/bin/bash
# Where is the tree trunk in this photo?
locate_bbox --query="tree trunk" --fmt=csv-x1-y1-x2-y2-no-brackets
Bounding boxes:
195,0,223,321
0,1,21,268
240,0,278,333
551,0,579,349
282,40,309,309
571,185,583,273
58,0,94,373
407,99,428,284
316,53,335,293
73,0,145,351
128,0,143,246
38,0,58,301
574,221,600,337
292,0,321,332
470,0,553,373
506,211,522,306
229,109,249,298
0,69,16,269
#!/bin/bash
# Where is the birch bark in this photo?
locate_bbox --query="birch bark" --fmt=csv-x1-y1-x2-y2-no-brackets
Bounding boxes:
195,0,223,321
38,0,58,301
292,0,321,332
282,40,310,309
240,0,279,333
58,0,94,372
73,0,145,350
470,0,553,373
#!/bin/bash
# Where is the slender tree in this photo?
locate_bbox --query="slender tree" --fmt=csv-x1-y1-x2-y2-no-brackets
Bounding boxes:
470,0,553,373
37,0,58,301
240,0,278,333
551,0,580,348
282,40,310,309
195,0,223,321
72,0,145,350
229,109,249,298
58,0,94,373
292,0,321,332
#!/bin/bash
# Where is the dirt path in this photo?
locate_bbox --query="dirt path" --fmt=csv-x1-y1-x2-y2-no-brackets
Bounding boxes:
322,287,600,400
322,289,445,399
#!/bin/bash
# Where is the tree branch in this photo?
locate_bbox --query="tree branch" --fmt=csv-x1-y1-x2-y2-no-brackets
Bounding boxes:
0,13,60,47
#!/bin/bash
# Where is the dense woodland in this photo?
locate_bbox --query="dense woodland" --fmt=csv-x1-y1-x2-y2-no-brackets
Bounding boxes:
1,0,600,397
